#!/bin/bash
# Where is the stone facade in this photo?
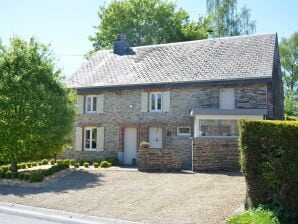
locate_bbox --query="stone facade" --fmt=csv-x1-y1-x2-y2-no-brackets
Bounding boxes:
138,147,181,172
62,83,271,169
192,138,240,171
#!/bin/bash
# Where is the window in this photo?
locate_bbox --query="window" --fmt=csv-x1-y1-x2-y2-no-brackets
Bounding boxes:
84,128,97,151
199,119,238,137
86,95,97,113
177,127,191,136
220,88,235,109
150,92,162,112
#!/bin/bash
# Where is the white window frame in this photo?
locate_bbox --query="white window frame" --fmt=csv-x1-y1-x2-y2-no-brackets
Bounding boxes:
220,88,235,109
177,127,191,136
86,95,97,113
84,127,97,151
150,92,162,112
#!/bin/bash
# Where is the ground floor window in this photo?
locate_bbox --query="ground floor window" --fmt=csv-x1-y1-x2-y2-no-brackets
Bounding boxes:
84,127,97,151
177,127,191,136
199,120,238,137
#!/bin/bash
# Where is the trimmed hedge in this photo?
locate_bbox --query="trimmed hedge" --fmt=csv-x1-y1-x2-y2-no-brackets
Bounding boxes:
239,120,298,214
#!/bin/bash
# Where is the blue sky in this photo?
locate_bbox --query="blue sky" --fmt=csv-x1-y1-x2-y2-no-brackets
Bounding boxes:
1,0,297,76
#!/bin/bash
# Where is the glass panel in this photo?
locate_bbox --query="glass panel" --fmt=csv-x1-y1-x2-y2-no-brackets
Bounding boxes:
199,120,238,136
151,94,155,110
178,127,190,135
92,128,97,149
87,97,92,112
92,97,97,112
157,94,162,110
85,129,90,148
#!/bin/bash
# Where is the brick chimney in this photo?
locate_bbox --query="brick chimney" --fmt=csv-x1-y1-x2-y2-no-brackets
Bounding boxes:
112,33,130,55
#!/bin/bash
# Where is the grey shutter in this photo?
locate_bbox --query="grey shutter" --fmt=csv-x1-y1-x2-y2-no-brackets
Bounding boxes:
96,94,104,113
96,127,104,151
77,95,84,114
75,127,83,151
141,92,148,112
162,91,170,112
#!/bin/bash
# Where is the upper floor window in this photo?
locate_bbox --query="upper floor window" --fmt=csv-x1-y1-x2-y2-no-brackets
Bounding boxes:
86,95,97,113
150,92,162,112
220,88,235,109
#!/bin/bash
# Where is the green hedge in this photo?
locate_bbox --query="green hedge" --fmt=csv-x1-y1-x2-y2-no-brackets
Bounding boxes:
239,120,298,214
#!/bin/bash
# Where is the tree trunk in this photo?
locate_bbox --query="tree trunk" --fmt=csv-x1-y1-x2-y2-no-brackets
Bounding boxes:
11,160,18,172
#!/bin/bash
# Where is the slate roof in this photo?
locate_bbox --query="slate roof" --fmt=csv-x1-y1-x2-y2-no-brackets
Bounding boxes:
67,33,277,89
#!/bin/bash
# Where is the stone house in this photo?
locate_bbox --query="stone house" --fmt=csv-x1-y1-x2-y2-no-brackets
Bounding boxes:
65,33,283,171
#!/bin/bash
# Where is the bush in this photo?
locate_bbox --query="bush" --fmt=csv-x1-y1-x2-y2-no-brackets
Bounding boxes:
84,162,89,168
0,171,5,178
74,163,80,168
11,172,18,179
227,206,280,224
79,160,84,166
93,162,99,168
100,161,111,168
32,162,37,167
18,172,25,180
56,159,63,165
5,171,12,179
41,159,49,165
50,159,55,165
20,163,27,169
29,172,44,182
70,159,76,166
140,141,149,148
17,164,21,169
239,120,298,214
23,173,30,181
106,157,118,166
1,166,8,172
63,159,70,166
27,162,32,168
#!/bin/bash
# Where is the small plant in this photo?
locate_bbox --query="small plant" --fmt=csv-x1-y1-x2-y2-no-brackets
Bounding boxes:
32,162,37,167
84,162,89,168
50,159,55,165
107,157,118,166
1,166,8,172
63,159,70,166
93,162,99,168
79,160,84,166
27,162,32,168
100,161,110,168
18,172,25,180
74,163,80,168
17,164,22,169
41,159,49,165
20,163,27,169
70,159,76,166
29,172,44,182
38,162,42,166
140,141,149,148
56,159,63,165
5,171,12,179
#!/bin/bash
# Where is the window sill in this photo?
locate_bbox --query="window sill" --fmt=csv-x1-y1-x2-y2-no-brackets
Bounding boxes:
84,149,97,152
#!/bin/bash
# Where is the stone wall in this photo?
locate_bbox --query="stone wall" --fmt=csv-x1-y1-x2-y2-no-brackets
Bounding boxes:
59,150,116,162
192,138,240,171
138,147,181,172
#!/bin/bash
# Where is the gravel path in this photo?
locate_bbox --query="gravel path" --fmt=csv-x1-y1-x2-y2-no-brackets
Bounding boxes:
0,169,245,224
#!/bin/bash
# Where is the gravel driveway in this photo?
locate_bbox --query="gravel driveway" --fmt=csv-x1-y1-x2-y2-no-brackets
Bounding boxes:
0,169,245,224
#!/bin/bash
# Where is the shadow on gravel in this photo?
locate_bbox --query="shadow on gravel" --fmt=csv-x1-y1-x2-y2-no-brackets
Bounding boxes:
0,170,103,196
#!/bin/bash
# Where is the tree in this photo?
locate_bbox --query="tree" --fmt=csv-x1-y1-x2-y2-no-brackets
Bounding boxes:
89,0,210,52
0,37,76,171
206,0,256,37
279,32,298,116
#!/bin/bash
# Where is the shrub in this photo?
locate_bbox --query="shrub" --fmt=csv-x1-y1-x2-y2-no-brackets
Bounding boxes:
56,159,63,165
5,171,12,179
84,162,89,168
11,172,18,179
93,162,99,168
79,160,85,166
41,159,49,165
20,163,27,169
74,163,80,168
1,166,8,172
70,159,76,166
63,159,70,166
0,171,5,178
50,159,55,165
38,162,42,166
140,141,149,148
27,162,32,168
100,161,110,168
18,172,25,180
29,172,44,182
227,206,280,224
106,157,118,166
32,162,37,167
239,120,298,214
23,173,30,181
17,164,21,169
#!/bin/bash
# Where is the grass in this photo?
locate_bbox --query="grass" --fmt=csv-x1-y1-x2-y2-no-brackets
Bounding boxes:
227,206,280,224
